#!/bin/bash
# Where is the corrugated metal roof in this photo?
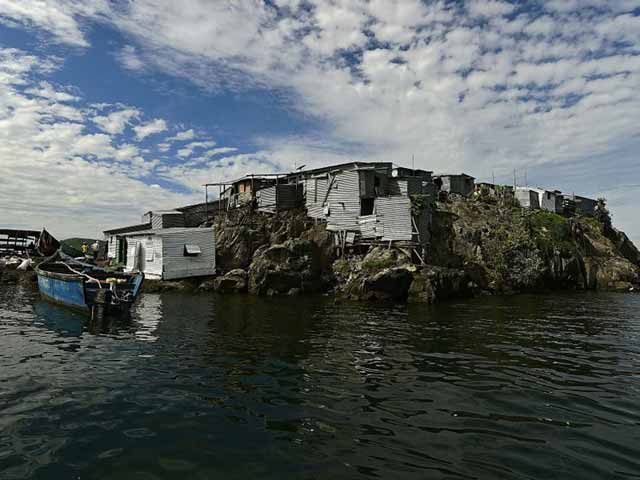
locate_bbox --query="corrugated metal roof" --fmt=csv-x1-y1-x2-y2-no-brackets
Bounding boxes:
103,222,152,235
124,227,214,237
434,173,475,179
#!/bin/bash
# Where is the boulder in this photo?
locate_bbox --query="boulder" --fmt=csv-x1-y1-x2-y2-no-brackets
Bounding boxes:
408,266,475,304
142,279,198,293
248,239,322,296
212,269,248,293
333,247,416,301
361,266,415,301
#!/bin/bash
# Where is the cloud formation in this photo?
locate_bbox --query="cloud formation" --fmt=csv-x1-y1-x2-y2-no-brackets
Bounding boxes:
0,48,256,238
1,1,639,242
133,118,167,140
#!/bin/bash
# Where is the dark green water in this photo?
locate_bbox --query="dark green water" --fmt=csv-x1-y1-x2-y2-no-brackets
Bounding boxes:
1,284,640,479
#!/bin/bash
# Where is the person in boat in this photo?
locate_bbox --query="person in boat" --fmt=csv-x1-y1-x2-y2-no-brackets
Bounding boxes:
91,240,100,261
81,241,94,263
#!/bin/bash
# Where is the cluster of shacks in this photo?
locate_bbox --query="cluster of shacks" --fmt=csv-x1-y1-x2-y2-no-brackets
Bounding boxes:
513,187,598,216
103,162,599,280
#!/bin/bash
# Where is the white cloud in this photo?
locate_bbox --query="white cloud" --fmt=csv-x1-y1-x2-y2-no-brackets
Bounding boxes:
0,0,108,47
177,140,217,158
92,107,140,135
205,147,238,157
1,2,640,241
167,129,195,142
0,47,229,238
24,81,78,102
133,118,167,140
467,0,515,18
115,45,146,71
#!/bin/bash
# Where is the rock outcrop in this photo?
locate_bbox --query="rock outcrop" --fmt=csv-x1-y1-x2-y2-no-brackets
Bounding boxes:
248,239,323,296
429,198,640,294
212,208,323,272
198,196,639,302
211,269,248,293
333,248,412,301
408,266,476,304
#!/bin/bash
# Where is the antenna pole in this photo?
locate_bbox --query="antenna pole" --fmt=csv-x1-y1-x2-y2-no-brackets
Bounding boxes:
205,185,209,223
412,154,415,170
513,169,517,189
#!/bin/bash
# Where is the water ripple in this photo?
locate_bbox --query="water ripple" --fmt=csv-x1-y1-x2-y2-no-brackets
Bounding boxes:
1,288,640,478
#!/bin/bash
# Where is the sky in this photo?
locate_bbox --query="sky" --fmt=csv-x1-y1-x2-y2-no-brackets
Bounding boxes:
0,0,639,243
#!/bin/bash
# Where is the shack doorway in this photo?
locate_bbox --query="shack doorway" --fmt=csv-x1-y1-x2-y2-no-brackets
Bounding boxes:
117,238,128,265
360,198,374,216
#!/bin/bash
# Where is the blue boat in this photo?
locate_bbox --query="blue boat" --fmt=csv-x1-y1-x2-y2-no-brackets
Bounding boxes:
35,261,144,318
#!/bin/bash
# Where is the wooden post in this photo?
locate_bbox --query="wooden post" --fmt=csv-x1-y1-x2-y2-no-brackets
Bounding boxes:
205,185,208,223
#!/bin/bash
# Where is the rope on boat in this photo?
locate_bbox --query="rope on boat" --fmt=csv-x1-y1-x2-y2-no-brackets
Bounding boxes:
39,249,104,288
60,262,104,288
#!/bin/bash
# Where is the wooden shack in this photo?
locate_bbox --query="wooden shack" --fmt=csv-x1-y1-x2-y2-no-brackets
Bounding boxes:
142,210,186,229
123,227,215,280
299,162,433,247
104,222,152,264
515,187,541,209
0,229,39,256
531,188,563,213
434,173,475,197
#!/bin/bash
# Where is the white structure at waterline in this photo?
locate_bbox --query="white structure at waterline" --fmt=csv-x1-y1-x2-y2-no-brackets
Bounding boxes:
123,227,216,280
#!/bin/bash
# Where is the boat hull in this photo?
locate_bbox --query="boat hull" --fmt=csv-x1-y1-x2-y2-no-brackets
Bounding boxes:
35,264,144,317
37,273,88,312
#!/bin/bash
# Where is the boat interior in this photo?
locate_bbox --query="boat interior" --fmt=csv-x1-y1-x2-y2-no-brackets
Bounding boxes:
38,262,138,281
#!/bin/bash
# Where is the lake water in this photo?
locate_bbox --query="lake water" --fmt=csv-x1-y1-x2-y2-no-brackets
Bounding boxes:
2,284,640,479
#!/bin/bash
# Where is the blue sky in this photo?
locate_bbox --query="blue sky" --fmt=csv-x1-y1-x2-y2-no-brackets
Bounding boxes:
0,0,639,243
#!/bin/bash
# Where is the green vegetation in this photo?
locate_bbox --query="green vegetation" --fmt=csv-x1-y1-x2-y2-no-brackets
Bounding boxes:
61,238,97,257
361,256,398,272
332,258,352,278
410,194,430,217
527,210,574,254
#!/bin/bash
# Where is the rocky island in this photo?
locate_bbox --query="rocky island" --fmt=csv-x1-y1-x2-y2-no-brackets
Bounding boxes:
6,164,639,305
142,191,639,304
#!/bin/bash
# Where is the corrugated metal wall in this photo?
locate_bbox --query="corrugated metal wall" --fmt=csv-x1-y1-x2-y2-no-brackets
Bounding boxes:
107,235,117,259
300,168,435,246
278,184,300,210
125,229,215,280
357,214,378,239
388,177,423,196
325,171,362,232
125,235,163,278
161,229,216,280
257,184,301,213
305,176,330,219
256,185,277,213
150,212,185,229
516,189,540,209
376,196,414,241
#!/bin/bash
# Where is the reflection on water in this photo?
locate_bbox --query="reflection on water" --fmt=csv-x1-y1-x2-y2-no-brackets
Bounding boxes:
134,294,163,343
1,285,640,479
